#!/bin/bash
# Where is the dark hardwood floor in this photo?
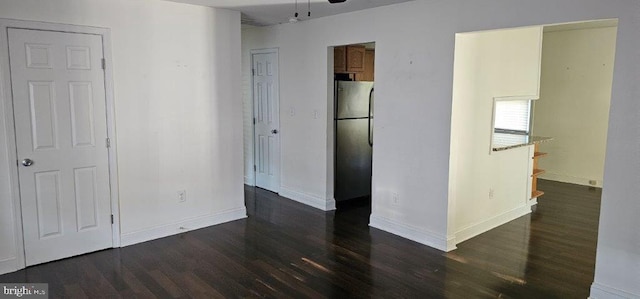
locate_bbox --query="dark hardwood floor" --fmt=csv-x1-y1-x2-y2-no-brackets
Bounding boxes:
0,179,601,298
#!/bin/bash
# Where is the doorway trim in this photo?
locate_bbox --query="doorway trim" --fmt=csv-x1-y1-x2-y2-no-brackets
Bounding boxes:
0,19,121,273
250,48,281,191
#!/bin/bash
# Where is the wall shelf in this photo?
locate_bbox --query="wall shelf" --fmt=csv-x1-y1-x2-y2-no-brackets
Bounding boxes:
533,152,548,158
532,169,546,176
532,190,545,198
531,143,546,199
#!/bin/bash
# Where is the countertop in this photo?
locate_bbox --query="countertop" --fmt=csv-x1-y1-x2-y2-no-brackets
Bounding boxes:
492,133,552,152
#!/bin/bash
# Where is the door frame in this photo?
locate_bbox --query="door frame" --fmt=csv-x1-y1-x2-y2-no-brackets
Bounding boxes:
250,48,280,191
0,19,121,271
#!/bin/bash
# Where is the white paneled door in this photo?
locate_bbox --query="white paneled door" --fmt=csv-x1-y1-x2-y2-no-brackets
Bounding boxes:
252,51,280,193
8,29,112,266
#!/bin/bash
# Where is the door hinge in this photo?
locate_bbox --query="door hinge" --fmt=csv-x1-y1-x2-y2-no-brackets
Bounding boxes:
101,58,106,70
252,69,255,76
111,214,114,224
254,165,256,172
253,117,256,125
106,137,111,148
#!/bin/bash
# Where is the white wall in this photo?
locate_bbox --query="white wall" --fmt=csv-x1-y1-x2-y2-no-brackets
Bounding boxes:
0,0,245,274
449,27,542,245
242,2,456,250
532,27,617,188
242,1,640,296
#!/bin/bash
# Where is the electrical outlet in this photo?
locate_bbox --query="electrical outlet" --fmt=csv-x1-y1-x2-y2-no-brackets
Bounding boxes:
289,107,295,116
178,190,186,203
489,188,495,199
392,192,400,205
313,110,319,119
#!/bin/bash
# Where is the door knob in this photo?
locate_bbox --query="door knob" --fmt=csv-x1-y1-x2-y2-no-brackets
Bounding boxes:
22,159,34,167
271,129,279,134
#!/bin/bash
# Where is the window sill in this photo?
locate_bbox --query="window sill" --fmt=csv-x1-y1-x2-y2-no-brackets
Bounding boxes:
492,133,552,152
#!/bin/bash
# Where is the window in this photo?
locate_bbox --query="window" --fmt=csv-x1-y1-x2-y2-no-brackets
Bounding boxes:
493,99,532,135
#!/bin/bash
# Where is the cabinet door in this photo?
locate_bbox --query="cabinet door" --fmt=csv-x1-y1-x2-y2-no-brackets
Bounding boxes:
346,45,366,73
334,46,347,73
363,50,375,81
354,50,375,81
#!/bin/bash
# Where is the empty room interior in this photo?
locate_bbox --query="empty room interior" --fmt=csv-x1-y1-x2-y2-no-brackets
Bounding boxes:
0,0,639,298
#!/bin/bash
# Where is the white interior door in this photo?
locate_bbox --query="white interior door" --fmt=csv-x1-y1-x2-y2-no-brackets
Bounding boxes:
9,28,112,266
253,51,280,193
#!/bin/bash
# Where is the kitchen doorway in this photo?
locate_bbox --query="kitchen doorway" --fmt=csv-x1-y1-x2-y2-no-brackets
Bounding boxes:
330,42,375,210
448,19,617,246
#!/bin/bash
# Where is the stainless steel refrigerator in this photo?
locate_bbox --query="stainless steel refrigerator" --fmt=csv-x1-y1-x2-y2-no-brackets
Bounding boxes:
335,81,374,202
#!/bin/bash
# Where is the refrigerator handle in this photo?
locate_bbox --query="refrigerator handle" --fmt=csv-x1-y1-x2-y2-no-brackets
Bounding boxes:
334,80,338,119
368,88,374,147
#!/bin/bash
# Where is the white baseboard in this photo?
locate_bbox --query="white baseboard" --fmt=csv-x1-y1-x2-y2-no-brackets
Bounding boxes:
454,205,531,245
120,207,247,247
590,282,639,299
540,172,602,188
279,186,336,211
244,175,255,186
0,257,18,275
369,214,452,252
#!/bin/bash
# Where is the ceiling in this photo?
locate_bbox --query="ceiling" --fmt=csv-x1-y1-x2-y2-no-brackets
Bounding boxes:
164,0,414,26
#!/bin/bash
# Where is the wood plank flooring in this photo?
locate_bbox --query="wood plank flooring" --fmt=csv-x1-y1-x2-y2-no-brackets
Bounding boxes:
0,179,601,298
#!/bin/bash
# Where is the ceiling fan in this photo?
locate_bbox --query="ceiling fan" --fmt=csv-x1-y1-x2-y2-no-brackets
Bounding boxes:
290,0,346,23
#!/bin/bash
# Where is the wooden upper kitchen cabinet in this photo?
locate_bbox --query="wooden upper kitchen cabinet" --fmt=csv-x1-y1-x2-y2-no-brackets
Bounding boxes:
346,45,365,72
362,49,375,81
334,45,366,74
334,46,347,73
354,49,375,81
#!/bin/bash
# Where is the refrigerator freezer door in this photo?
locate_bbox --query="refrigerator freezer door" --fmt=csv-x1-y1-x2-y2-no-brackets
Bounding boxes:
335,118,372,201
336,81,375,119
